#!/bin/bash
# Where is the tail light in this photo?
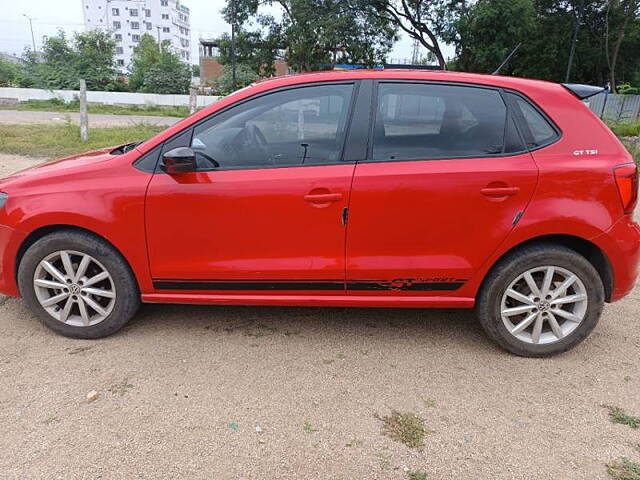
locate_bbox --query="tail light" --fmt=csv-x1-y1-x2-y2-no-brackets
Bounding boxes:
614,163,638,214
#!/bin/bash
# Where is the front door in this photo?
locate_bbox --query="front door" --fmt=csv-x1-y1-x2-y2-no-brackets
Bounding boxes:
346,82,539,295
146,83,356,294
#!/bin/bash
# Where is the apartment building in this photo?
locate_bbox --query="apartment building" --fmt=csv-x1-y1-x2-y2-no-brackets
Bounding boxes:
81,0,191,69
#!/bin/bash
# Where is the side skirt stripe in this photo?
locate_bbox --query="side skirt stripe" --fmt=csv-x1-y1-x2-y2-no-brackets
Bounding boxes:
153,279,466,292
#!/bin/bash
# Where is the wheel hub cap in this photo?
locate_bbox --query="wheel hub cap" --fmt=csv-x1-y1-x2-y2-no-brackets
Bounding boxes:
538,300,551,312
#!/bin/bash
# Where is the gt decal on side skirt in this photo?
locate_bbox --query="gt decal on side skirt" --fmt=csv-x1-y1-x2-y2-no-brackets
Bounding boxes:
153,280,343,291
153,279,466,292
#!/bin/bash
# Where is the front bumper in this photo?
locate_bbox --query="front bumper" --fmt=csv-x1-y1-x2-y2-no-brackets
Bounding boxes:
0,224,26,297
593,215,640,302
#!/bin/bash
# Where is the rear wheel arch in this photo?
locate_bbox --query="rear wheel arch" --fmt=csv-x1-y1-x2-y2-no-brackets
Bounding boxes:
480,234,613,302
15,225,140,292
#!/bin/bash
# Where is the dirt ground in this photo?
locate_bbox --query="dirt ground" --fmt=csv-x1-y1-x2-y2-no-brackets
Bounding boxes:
0,153,639,480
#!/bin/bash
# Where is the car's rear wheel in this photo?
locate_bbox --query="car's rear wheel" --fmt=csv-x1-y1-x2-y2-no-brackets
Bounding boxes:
477,243,604,357
18,230,140,339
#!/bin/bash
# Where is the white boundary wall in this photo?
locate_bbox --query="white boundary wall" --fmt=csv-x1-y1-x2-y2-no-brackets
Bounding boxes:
0,87,220,108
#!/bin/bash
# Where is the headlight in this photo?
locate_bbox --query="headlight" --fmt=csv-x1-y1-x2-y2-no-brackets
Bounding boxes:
0,193,8,210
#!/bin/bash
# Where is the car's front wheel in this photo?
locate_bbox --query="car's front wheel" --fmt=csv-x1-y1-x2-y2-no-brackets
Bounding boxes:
477,243,604,357
18,230,140,339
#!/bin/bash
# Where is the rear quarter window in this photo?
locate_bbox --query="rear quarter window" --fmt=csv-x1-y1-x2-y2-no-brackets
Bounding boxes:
506,93,559,148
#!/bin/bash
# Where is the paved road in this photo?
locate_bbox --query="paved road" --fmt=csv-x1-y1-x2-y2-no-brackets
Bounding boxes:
0,109,181,127
0,154,639,479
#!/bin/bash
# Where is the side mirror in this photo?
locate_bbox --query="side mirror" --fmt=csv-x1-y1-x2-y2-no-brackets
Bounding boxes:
162,147,196,174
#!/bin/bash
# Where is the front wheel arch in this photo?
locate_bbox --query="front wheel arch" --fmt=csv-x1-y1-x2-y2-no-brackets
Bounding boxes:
15,225,140,294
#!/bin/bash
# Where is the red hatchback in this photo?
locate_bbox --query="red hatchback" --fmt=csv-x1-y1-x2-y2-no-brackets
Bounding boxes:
1,70,638,356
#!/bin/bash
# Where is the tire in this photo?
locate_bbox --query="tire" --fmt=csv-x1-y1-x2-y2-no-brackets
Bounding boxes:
18,230,140,339
477,243,604,357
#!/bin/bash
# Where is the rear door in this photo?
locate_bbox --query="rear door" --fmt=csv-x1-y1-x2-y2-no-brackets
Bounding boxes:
345,81,539,295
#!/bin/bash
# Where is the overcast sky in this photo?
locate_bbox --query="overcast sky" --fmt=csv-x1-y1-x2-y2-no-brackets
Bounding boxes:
1,0,445,65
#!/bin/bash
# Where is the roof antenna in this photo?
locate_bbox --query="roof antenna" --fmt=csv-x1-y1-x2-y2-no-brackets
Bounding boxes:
492,43,522,75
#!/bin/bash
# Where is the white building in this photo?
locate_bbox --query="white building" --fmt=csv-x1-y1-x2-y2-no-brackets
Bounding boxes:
81,0,192,70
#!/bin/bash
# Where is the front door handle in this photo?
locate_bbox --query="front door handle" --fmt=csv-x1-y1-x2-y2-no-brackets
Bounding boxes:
304,193,343,203
480,186,520,197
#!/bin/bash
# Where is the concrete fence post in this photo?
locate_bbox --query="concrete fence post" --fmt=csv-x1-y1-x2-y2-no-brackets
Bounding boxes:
79,79,89,142
189,88,197,115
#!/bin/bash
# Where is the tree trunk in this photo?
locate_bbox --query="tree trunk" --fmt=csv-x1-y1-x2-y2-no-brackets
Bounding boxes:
608,0,636,92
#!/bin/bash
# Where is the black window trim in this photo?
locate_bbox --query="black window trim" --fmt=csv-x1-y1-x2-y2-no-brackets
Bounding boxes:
502,89,562,152
362,79,555,165
134,80,362,174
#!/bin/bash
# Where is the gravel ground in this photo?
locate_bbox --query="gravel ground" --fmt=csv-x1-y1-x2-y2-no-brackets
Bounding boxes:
0,110,180,127
0,154,639,480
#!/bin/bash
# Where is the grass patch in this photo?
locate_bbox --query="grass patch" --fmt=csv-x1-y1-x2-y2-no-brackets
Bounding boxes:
621,139,640,166
610,122,640,138
422,398,437,409
303,422,317,434
108,378,134,396
607,458,640,480
605,405,640,429
378,410,427,450
2,99,190,118
407,471,429,480
0,123,164,158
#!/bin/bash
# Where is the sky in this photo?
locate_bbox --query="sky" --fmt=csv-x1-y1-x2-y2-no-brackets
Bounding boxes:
0,0,448,65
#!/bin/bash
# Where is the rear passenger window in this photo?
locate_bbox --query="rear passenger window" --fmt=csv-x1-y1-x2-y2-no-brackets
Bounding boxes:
372,83,508,161
506,93,558,147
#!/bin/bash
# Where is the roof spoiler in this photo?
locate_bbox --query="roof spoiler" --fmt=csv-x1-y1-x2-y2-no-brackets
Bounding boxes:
562,83,606,100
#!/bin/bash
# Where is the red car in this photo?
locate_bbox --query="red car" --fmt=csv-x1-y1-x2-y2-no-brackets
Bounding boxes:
0,70,637,356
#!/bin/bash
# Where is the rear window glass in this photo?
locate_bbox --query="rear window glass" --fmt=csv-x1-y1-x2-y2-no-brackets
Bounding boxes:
507,93,558,147
372,83,508,161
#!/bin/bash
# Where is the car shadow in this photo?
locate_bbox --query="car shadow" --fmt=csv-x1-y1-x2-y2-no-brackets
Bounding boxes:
126,302,493,352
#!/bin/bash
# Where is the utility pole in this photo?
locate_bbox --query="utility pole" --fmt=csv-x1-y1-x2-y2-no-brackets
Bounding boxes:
565,0,586,83
22,14,36,53
411,39,420,64
230,0,237,91
79,79,89,142
156,26,162,52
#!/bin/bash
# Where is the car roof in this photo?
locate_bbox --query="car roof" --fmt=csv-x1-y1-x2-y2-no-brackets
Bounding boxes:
251,69,562,94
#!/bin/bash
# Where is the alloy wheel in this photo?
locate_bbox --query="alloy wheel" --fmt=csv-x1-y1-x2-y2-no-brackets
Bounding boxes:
33,250,116,327
500,265,588,345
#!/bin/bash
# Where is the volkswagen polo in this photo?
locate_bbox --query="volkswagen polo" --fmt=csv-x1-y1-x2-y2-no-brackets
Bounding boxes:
0,70,638,356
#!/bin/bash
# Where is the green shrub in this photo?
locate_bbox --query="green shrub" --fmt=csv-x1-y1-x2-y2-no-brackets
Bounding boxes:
0,59,20,87
211,64,260,96
618,83,640,95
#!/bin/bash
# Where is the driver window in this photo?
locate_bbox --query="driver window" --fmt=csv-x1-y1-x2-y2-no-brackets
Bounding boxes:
191,84,354,170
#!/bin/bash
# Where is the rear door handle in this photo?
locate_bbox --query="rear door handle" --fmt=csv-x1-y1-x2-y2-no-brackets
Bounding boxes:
480,186,520,197
304,193,343,203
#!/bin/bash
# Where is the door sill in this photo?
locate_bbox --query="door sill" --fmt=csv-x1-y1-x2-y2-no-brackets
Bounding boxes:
141,293,475,308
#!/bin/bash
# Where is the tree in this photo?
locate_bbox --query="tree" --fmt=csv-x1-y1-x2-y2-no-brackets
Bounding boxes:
16,30,119,91
213,23,282,76
352,0,467,69
211,64,260,95
225,0,397,71
606,0,640,91
0,59,20,87
191,64,200,77
455,0,535,74
129,34,191,94
447,0,640,88
74,30,119,90
129,34,162,91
